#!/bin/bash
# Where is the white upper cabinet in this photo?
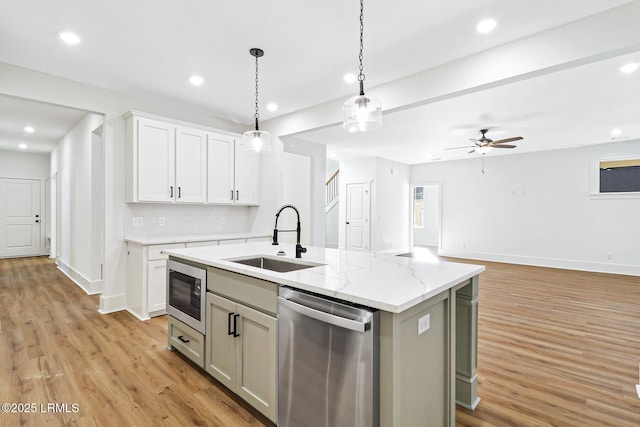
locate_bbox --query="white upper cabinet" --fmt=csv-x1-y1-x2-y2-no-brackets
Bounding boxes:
125,111,260,205
175,126,207,203
207,133,260,206
233,141,260,206
207,133,234,204
136,117,175,202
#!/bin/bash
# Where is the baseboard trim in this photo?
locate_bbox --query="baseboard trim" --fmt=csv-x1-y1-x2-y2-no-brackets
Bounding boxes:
438,249,640,277
126,308,150,322
56,259,103,294
99,293,126,314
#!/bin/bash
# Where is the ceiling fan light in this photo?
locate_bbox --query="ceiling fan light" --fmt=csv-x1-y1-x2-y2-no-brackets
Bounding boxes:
475,146,493,155
343,94,382,132
242,129,271,153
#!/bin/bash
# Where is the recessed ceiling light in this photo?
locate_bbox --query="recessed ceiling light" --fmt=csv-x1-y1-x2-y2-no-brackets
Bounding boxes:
59,31,81,45
189,75,204,86
329,151,336,158
611,128,623,136
344,73,357,84
24,126,35,133
619,62,638,74
476,19,497,34
19,143,27,150
266,103,278,112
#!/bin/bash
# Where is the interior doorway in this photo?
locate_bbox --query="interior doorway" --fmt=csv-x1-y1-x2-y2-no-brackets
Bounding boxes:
411,183,441,252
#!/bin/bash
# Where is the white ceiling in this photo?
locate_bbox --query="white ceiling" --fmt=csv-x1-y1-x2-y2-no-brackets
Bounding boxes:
0,0,638,160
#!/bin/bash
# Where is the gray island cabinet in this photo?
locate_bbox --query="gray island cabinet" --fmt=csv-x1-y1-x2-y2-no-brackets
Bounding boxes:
165,242,483,427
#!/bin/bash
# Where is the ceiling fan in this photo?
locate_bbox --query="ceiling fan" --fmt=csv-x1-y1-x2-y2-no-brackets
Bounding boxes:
446,129,523,154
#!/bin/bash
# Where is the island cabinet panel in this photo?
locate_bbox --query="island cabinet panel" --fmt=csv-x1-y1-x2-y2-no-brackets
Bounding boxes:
168,316,205,368
205,267,278,422
205,293,236,389
379,291,452,427
207,266,278,316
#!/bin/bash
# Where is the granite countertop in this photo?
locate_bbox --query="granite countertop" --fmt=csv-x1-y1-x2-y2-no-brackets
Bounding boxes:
124,232,271,245
164,242,485,313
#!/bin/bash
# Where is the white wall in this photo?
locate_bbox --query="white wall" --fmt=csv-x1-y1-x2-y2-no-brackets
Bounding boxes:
411,140,640,276
339,157,410,253
51,113,105,293
0,149,50,254
281,153,311,246
281,137,326,246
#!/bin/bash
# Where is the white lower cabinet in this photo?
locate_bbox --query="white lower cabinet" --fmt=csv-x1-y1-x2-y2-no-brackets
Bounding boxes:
126,242,185,319
205,292,277,422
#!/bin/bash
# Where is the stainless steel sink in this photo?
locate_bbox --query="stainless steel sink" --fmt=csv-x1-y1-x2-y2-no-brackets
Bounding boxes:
226,255,324,273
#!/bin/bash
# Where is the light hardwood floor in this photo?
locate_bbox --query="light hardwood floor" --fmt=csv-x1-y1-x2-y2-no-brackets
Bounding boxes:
1,256,639,426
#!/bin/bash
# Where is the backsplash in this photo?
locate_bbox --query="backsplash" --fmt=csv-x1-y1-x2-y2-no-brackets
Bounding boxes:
124,203,258,238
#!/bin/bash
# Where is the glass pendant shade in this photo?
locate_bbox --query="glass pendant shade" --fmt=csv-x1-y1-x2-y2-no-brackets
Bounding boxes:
343,93,382,133
475,146,493,155
243,129,271,153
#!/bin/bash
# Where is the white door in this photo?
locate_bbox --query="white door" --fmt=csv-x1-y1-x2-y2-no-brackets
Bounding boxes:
346,182,370,251
0,178,41,257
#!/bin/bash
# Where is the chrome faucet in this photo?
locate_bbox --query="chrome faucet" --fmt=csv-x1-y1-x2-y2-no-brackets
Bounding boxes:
272,204,307,258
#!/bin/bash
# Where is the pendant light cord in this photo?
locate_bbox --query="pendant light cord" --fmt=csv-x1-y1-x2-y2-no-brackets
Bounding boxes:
254,54,260,131
358,0,365,96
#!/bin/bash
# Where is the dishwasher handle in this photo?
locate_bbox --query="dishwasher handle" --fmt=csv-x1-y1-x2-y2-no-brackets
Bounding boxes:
278,296,370,332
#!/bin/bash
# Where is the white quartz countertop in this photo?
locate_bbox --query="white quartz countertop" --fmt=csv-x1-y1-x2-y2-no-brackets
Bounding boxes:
124,232,271,246
164,242,485,313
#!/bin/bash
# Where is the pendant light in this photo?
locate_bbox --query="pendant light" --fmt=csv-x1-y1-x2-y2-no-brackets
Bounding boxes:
243,48,272,152
343,0,382,132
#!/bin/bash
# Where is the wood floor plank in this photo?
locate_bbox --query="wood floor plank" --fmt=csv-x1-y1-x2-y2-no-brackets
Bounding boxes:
1,256,639,426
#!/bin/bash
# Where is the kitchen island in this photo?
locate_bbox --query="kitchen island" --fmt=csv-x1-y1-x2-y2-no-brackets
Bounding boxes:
165,241,484,426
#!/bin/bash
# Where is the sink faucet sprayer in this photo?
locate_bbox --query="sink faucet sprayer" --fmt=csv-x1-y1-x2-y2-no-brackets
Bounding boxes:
272,204,307,258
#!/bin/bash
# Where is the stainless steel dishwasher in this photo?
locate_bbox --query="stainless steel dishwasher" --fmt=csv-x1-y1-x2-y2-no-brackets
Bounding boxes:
278,287,379,427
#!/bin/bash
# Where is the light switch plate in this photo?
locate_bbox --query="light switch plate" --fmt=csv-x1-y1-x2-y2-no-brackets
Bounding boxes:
158,217,165,226
418,314,430,335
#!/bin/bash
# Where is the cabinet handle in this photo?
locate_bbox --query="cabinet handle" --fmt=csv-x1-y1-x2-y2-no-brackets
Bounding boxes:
170,186,174,197
228,312,234,335
236,190,239,200
177,335,190,344
233,313,240,337
178,186,181,198
230,190,234,201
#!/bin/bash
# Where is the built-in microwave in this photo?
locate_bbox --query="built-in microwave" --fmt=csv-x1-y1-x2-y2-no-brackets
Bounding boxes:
166,259,206,334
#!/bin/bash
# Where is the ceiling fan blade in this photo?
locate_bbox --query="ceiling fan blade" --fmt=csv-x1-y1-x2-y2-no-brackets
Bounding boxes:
491,144,517,148
444,145,476,150
468,149,476,154
492,136,523,145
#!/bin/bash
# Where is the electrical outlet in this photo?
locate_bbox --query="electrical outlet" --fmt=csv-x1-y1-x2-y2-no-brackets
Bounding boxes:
219,217,225,225
133,217,143,227
158,217,165,226
418,314,430,335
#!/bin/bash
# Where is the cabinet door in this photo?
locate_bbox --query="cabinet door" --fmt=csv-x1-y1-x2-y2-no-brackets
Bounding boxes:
235,303,277,421
205,293,237,390
175,126,207,203
137,118,175,202
233,140,260,206
207,134,234,204
147,259,167,315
